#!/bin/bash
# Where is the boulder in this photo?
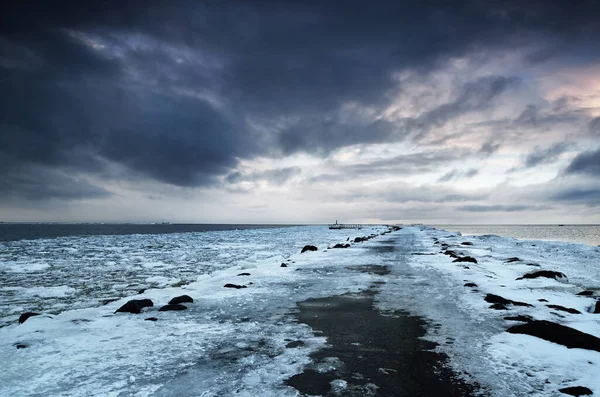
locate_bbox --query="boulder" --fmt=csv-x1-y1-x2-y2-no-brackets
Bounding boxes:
280,263,288,267
505,257,521,263
301,245,318,253
145,317,158,321
516,270,567,281
158,304,187,312
332,243,351,249
576,290,594,296
443,250,460,258
461,242,473,246
237,272,251,276
19,312,40,324
453,256,478,264
558,386,593,396
224,283,247,289
507,320,600,352
547,304,581,314
14,343,29,349
169,295,193,305
115,299,154,314
485,294,533,308
594,300,600,314
463,282,478,287
285,340,305,348
504,315,534,322
354,237,367,243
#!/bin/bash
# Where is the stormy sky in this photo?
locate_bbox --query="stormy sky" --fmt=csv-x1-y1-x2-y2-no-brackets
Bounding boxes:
1,0,599,223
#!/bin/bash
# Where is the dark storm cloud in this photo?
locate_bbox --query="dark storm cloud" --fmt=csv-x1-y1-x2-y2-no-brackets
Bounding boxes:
551,186,600,206
523,142,572,168
564,148,600,177
2,0,600,199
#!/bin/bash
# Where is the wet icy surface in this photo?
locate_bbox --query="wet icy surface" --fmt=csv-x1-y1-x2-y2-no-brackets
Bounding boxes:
2,225,600,396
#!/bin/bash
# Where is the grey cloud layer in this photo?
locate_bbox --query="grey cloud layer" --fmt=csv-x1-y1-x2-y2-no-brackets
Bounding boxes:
1,0,600,201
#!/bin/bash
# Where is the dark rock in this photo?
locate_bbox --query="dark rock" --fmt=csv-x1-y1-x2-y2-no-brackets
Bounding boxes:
485,294,532,308
237,272,251,276
224,283,247,289
594,300,600,314
285,340,305,348
526,263,541,267
138,288,146,294
346,237,350,241
14,343,29,349
19,312,40,324
301,245,318,253
169,295,193,305
464,282,478,287
576,290,594,296
391,226,401,231
505,257,520,263
461,242,473,246
158,304,188,311
504,315,534,322
280,263,288,267
517,270,567,281
354,237,367,243
558,386,593,396
145,317,158,321
490,303,509,310
115,299,154,314
443,250,460,258
102,298,120,305
507,320,600,352
332,243,351,249
453,256,478,264
547,304,581,314
538,298,549,302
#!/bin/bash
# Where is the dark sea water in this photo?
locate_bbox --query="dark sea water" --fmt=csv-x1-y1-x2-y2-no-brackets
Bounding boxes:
431,224,600,247
0,223,294,242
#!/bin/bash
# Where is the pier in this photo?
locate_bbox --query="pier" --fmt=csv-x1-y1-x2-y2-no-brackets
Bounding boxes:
328,221,362,230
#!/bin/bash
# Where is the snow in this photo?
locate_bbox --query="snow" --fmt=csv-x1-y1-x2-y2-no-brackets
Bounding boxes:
1,225,599,396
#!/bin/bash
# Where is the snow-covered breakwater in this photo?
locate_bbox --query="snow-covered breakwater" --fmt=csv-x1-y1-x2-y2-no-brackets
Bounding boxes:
1,225,600,396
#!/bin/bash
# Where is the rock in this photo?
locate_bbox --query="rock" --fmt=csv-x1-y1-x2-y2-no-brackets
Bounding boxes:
224,283,247,289
461,242,473,246
354,237,367,243
594,300,600,314
538,298,549,302
19,312,40,324
158,304,187,311
464,282,478,287
285,340,305,348
280,263,288,267
443,250,460,259
576,290,594,296
391,226,401,231
145,317,158,321
169,295,193,305
485,294,533,308
115,299,154,314
504,315,534,322
138,288,146,294
453,256,478,264
517,270,567,281
505,257,521,263
332,243,351,249
558,386,593,396
507,320,600,352
102,298,120,305
14,343,29,349
301,245,318,253
547,304,581,314
237,272,251,276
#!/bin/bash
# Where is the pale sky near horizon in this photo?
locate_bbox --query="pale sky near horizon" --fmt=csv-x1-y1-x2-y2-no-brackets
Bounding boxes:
1,1,599,224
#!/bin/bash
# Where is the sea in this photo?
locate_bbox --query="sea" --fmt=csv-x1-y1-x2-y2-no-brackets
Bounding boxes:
432,224,600,247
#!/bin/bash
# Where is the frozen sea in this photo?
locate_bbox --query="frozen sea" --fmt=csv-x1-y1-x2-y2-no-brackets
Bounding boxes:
2,224,600,396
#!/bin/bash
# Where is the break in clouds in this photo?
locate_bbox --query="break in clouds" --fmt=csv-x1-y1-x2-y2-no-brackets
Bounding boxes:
1,0,599,223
